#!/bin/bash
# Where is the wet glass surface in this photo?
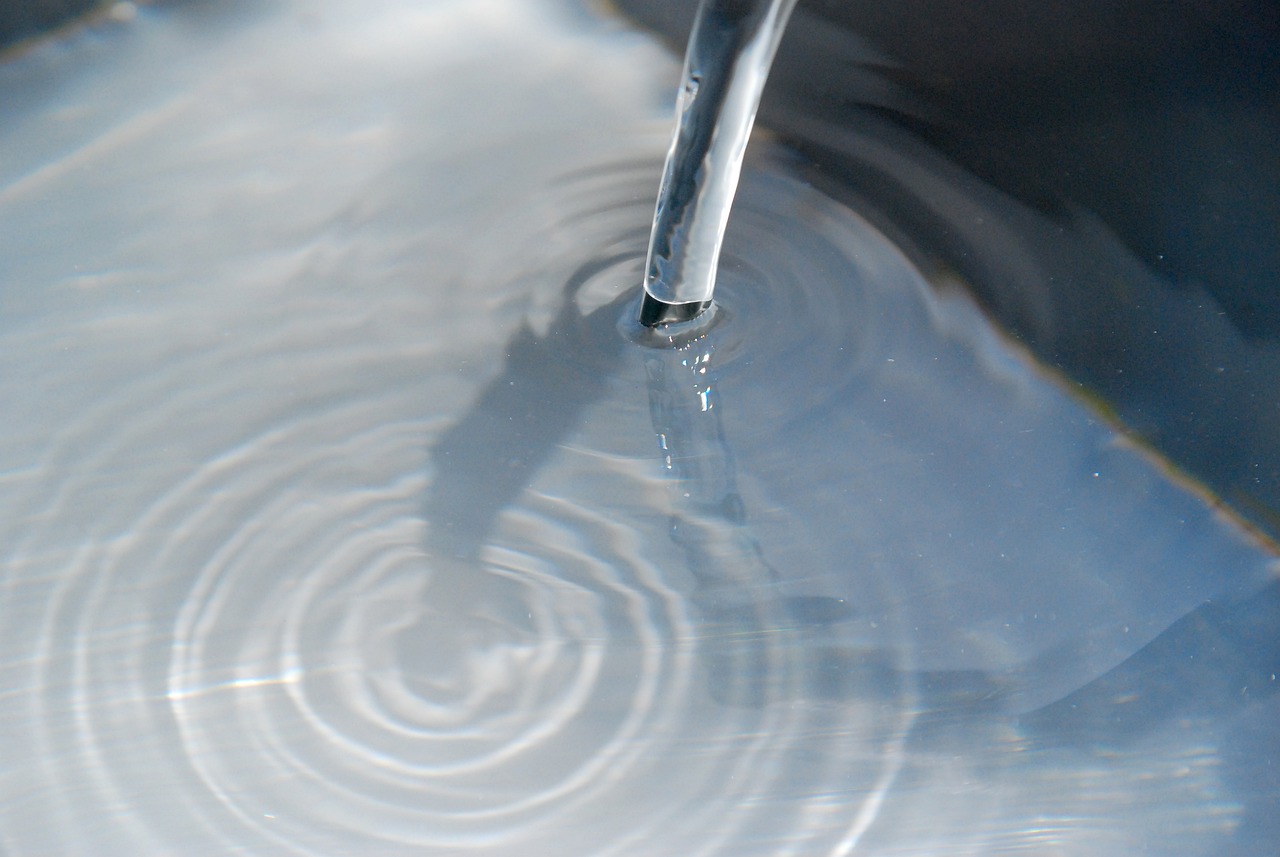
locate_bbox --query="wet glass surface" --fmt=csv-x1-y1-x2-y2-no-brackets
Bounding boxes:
0,1,1276,854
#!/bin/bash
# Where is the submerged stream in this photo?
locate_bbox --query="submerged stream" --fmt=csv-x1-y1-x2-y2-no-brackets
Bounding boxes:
0,1,1276,855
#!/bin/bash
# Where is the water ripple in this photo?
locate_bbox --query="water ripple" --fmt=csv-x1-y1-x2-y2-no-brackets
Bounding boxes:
1,2,1272,853
0,141,921,855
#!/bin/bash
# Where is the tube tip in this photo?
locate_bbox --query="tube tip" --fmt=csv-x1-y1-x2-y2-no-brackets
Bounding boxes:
639,292,713,327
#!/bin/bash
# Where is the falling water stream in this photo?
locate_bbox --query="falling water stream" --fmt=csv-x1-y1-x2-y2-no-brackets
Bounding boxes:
0,1,1276,855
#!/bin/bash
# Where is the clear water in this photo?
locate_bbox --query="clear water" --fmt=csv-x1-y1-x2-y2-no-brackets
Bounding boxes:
0,1,1276,855
641,0,796,314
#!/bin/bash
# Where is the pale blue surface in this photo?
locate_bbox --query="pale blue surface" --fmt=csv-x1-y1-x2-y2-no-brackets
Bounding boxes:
0,2,1275,855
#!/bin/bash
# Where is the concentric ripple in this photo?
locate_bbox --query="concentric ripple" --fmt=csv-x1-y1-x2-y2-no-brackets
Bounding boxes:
4,209,913,856
0,3,918,851
1,1,1275,856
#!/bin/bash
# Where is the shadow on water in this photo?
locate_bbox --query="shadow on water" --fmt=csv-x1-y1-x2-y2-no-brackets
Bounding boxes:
422,256,630,563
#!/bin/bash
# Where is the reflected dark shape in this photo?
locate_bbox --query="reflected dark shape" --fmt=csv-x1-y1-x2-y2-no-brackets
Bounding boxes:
423,258,629,560
1019,578,1280,749
0,0,103,49
615,0,1280,542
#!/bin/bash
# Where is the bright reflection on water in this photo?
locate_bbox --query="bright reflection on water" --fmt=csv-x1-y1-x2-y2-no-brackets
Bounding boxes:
0,1,1276,855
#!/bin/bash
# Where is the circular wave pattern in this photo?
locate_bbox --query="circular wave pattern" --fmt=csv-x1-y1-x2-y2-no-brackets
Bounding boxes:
5,3,1261,857
2,99,1240,857
1,147,915,857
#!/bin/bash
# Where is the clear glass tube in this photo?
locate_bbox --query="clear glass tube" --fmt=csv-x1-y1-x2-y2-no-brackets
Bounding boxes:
639,0,799,326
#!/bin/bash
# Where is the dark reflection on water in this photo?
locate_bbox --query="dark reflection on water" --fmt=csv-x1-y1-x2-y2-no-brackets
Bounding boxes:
424,256,631,562
618,0,1280,547
0,1,1277,855
0,0,102,49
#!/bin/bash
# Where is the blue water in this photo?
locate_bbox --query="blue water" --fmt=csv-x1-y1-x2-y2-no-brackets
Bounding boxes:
0,1,1275,855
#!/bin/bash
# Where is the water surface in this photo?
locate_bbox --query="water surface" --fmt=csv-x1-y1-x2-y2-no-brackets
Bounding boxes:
0,1,1276,855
